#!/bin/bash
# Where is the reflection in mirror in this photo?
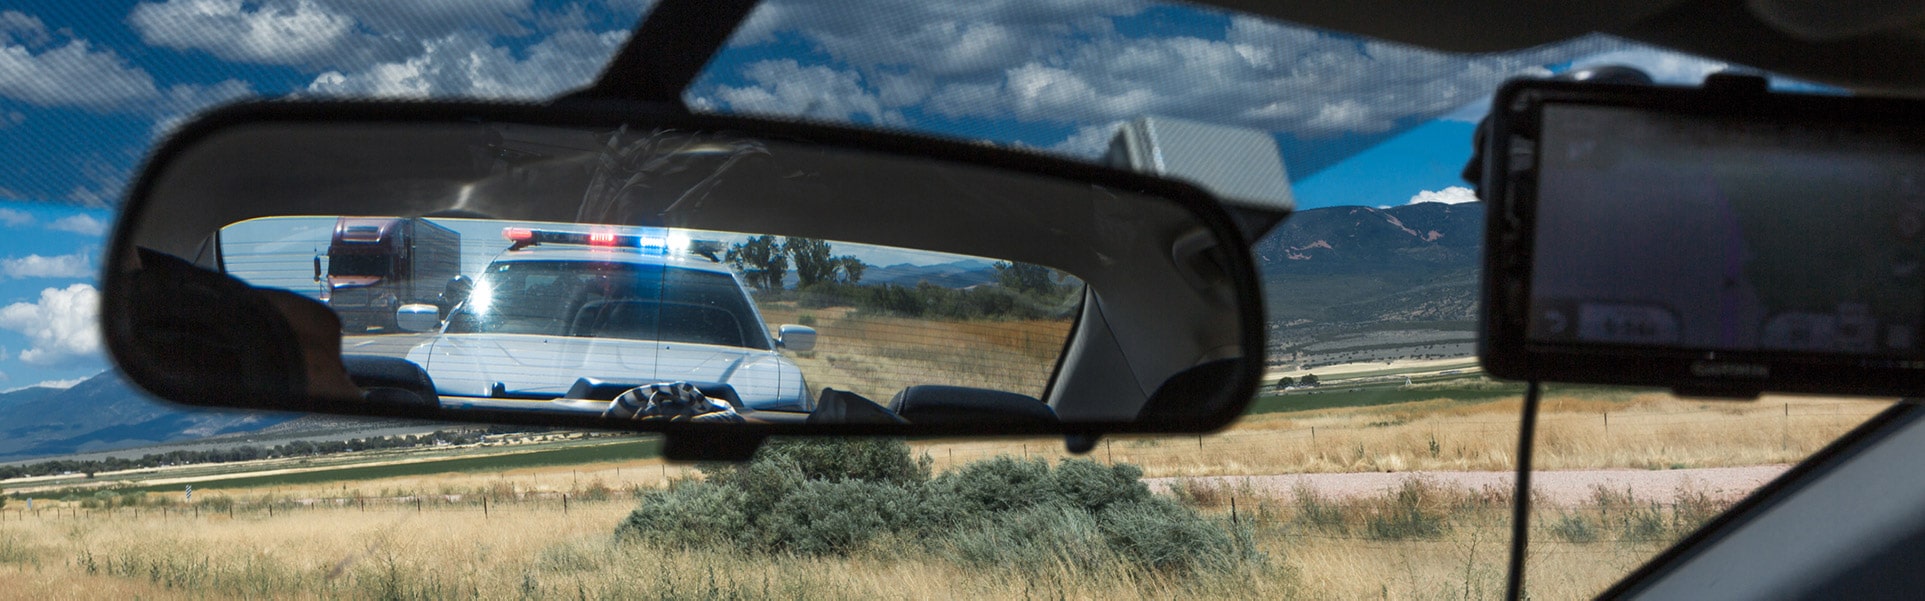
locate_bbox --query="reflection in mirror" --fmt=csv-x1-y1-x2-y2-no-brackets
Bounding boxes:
106,113,1257,431
218,217,1084,422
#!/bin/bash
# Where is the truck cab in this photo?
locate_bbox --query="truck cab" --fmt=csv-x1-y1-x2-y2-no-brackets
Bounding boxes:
323,217,461,332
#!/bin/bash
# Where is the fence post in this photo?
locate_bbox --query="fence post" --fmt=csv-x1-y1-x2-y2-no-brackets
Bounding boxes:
1231,496,1239,526
1604,411,1609,436
563,494,569,515
483,496,489,517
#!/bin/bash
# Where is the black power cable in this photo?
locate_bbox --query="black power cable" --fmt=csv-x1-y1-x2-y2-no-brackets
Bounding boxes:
1506,380,1543,601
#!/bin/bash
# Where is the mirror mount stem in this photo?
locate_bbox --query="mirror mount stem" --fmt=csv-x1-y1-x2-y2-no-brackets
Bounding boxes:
662,432,767,462
1226,205,1289,242
1064,433,1100,454
567,0,759,105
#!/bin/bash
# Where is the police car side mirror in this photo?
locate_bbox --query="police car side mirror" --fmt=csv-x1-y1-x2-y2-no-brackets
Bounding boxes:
394,304,441,333
776,324,816,352
101,99,1266,449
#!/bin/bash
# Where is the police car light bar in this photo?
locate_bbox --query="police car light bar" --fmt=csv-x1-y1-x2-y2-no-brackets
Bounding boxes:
503,227,710,259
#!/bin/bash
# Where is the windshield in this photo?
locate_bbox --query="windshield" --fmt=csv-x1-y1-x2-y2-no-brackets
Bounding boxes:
450,261,771,349
0,1,1907,599
326,254,392,278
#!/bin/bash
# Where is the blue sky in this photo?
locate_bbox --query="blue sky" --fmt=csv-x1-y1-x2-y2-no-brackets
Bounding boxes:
0,0,1753,389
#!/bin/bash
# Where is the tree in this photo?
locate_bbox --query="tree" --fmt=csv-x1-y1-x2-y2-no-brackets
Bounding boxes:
835,255,865,284
727,235,788,291
994,261,1058,295
1301,374,1320,387
1275,376,1295,390
784,237,837,288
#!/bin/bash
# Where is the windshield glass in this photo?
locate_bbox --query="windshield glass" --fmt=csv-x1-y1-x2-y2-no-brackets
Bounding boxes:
451,261,770,349
0,1,1906,599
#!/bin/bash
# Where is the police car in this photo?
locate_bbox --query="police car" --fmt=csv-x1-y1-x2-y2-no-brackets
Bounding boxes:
401,226,816,414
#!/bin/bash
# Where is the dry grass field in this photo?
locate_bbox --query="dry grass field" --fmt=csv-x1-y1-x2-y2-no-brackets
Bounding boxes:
0,471,1734,600
0,358,1896,599
755,303,1072,400
912,392,1892,478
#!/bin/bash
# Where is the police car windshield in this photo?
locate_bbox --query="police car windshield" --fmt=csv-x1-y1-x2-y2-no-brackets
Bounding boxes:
450,261,771,350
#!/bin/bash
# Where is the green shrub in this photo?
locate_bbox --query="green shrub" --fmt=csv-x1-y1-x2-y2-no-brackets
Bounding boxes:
702,457,804,522
942,505,1114,574
1097,497,1247,576
616,438,1256,585
711,438,929,487
617,483,751,550
1049,459,1149,514
765,480,918,555
930,456,1053,518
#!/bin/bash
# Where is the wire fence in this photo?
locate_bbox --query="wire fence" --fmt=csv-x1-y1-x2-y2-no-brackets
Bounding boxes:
915,399,1883,475
0,488,637,522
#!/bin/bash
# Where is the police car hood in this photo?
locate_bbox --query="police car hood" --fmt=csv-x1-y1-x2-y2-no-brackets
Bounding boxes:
406,333,808,411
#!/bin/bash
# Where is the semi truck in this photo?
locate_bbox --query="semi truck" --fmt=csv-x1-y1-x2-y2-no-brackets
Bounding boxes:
319,217,462,332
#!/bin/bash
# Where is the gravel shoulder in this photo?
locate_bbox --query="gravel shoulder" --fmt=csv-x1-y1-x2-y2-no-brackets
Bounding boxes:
1147,464,1791,506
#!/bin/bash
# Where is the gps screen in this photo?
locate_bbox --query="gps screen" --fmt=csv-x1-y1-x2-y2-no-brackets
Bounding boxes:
1527,104,1925,355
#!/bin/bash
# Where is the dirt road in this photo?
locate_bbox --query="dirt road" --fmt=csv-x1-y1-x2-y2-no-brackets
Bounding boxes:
1147,464,1790,506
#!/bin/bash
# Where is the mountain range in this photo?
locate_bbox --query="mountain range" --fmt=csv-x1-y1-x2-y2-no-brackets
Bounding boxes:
860,259,1000,288
1255,201,1483,326
0,371,298,463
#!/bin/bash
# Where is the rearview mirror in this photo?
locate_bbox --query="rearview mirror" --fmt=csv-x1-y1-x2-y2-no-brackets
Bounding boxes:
1478,75,1925,398
103,100,1264,445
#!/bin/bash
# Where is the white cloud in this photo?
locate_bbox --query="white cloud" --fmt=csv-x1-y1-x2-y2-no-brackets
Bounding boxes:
1409,186,1478,205
46,214,106,235
1044,120,1124,159
735,1,1142,78
0,14,159,110
319,0,535,37
716,7,1618,138
0,11,50,47
0,283,101,366
304,28,627,99
0,251,94,279
130,0,359,66
24,376,85,390
712,60,904,125
62,159,131,208
0,208,32,227
151,79,256,139
1572,48,1729,85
